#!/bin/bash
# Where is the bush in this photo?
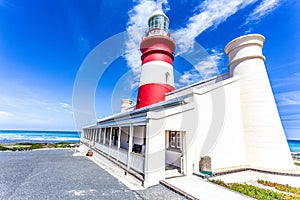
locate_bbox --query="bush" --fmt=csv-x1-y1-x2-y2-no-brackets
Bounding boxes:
0,145,10,151
0,142,78,151
29,143,46,150
53,142,75,148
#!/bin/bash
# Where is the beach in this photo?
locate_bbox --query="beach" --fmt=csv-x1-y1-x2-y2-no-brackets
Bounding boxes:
0,148,185,200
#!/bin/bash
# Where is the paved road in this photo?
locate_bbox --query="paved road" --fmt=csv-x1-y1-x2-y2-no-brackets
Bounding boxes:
0,149,185,200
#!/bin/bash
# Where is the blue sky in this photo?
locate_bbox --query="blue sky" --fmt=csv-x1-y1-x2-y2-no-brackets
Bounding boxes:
0,0,299,140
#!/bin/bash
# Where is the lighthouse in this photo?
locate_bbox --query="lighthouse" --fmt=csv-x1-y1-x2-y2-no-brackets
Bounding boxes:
136,10,176,109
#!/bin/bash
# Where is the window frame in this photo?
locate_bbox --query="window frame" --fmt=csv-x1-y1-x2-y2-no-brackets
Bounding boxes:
168,131,181,151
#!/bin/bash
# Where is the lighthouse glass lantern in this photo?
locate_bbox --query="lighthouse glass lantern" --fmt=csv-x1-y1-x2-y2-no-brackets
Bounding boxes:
147,10,169,37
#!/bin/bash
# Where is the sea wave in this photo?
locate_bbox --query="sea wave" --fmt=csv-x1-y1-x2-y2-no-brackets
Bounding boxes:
0,131,80,144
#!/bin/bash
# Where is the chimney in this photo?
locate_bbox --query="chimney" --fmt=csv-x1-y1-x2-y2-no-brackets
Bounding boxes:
121,99,132,112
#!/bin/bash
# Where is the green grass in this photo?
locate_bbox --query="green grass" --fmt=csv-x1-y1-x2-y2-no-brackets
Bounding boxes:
210,179,300,200
294,162,300,166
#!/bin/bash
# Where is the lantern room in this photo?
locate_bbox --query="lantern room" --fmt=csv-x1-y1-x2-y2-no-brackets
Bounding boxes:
147,10,170,37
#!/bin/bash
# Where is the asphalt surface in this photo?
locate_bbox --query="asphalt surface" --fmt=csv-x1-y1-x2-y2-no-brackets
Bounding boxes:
0,149,186,200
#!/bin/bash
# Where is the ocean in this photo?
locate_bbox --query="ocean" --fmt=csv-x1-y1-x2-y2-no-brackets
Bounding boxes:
0,130,299,152
0,130,80,144
288,140,300,153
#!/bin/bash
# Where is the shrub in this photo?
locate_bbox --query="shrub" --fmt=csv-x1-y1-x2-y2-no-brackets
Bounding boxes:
0,145,10,151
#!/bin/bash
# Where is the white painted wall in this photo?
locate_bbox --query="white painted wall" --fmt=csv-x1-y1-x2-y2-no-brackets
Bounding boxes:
188,77,247,173
145,77,247,186
146,102,197,184
144,118,166,187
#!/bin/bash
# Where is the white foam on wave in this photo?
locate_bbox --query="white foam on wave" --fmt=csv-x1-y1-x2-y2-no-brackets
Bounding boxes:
0,132,79,143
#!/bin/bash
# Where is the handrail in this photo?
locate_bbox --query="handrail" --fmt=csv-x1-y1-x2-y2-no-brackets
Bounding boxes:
145,28,170,37
130,151,145,157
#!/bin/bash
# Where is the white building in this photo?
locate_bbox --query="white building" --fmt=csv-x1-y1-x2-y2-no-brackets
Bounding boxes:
81,11,295,188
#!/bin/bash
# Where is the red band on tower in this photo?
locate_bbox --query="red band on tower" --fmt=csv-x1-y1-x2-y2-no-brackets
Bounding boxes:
136,83,174,109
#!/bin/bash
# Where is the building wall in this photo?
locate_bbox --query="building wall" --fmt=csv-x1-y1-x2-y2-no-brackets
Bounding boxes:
83,34,295,189
145,101,196,186
145,77,248,187
192,77,247,171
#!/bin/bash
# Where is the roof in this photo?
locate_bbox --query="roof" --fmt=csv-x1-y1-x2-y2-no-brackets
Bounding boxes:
96,94,188,127
84,72,231,129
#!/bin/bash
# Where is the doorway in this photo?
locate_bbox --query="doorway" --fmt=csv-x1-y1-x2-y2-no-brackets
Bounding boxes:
165,130,185,178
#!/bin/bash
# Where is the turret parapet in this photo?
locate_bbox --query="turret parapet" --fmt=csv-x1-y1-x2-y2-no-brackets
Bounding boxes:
225,34,266,76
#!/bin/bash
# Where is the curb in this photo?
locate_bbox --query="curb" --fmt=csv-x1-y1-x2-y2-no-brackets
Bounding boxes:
159,180,199,200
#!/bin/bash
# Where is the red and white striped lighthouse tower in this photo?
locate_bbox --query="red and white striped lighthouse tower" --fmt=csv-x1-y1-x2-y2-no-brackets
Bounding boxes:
136,10,176,109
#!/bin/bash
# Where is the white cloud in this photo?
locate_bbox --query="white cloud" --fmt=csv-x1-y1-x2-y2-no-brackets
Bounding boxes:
125,0,166,70
276,90,300,106
173,0,281,86
125,0,169,88
272,73,300,88
0,81,75,130
59,102,71,109
195,49,223,78
172,0,258,86
124,0,280,89
246,0,279,23
178,49,224,86
173,0,257,55
0,111,14,119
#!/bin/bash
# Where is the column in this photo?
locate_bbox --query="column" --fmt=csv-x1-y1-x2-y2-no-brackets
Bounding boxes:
117,127,121,149
109,128,113,147
103,128,106,145
127,125,133,171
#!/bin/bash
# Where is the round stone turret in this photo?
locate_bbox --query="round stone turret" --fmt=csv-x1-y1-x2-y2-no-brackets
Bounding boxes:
225,34,294,170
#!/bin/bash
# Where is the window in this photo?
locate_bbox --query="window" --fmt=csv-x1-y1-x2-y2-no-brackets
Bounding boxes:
170,132,176,148
149,15,168,31
112,128,118,146
176,133,181,148
168,131,181,150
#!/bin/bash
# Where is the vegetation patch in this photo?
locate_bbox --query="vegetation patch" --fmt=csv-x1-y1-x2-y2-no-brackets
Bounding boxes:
0,145,11,151
0,142,79,151
210,179,300,200
258,179,300,196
